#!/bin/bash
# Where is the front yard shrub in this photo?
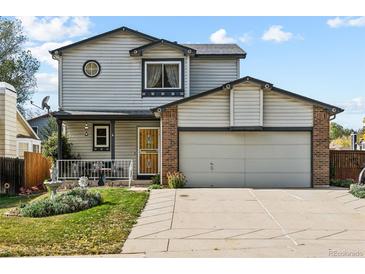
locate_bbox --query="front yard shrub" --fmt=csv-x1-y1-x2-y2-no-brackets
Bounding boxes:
330,179,354,188
42,132,73,162
151,174,160,185
167,171,186,188
349,184,365,199
20,188,102,217
149,184,163,190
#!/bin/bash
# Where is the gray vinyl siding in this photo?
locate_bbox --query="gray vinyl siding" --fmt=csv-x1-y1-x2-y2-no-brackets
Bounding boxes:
61,31,188,111
177,81,314,128
28,117,49,140
189,57,239,96
232,83,261,126
65,121,111,159
64,120,159,178
263,91,313,127
178,90,230,127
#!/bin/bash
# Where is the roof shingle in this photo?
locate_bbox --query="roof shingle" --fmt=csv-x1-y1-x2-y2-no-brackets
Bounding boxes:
182,44,246,57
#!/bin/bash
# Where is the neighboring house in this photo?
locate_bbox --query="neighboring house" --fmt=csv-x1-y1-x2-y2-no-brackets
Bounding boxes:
50,26,343,188
27,112,55,140
0,83,41,158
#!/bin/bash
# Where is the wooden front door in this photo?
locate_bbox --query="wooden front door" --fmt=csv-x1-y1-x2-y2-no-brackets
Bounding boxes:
138,128,159,175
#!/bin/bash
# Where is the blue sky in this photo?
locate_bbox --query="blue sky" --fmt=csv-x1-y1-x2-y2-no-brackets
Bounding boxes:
18,16,365,129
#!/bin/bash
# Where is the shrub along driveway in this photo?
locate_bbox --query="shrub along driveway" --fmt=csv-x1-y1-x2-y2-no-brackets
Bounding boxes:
122,188,365,257
0,188,148,256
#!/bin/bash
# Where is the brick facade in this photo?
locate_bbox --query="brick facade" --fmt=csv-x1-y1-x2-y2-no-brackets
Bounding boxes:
161,105,178,184
312,106,330,186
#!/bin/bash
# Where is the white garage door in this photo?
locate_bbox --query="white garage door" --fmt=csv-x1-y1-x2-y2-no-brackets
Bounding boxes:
179,131,311,188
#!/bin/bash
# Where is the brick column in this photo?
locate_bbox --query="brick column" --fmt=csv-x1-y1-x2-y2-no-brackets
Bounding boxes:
313,106,330,186
161,105,178,185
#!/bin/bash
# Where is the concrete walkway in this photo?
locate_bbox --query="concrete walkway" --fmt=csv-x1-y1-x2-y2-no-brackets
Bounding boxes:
122,188,365,257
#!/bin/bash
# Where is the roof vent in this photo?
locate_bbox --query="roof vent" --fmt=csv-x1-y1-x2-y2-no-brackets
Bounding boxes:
264,84,271,89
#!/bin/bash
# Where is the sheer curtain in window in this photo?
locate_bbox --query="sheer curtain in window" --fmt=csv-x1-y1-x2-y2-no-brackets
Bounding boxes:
147,64,162,88
165,64,179,88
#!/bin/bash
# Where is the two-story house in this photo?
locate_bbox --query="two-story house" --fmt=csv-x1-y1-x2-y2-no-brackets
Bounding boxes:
50,26,343,188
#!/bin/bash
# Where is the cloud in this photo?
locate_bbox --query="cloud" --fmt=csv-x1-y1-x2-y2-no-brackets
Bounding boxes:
17,16,91,41
327,16,365,28
35,72,58,93
261,25,293,43
238,33,253,44
210,28,236,44
341,97,365,113
28,41,72,69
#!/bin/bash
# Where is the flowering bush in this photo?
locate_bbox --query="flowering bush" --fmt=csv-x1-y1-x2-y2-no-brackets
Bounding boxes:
20,188,102,217
166,171,186,188
350,184,365,199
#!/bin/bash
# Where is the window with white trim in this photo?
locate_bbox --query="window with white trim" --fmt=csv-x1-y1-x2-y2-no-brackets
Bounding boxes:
142,59,184,97
144,61,182,89
93,125,110,151
33,144,40,153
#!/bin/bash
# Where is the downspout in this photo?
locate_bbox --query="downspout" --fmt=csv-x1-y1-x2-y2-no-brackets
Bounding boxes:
186,55,190,97
154,109,163,185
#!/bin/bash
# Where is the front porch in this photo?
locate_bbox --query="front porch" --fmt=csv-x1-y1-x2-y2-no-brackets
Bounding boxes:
54,110,161,183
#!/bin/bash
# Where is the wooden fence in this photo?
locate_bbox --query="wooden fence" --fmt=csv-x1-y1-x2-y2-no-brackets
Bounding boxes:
330,150,365,181
0,157,24,194
0,153,51,194
24,152,51,188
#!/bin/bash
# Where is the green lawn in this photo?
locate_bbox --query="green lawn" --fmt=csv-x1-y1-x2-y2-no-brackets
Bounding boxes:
0,188,149,257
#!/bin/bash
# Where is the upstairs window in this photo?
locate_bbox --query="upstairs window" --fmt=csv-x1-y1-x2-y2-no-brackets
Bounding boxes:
83,60,100,78
143,60,184,97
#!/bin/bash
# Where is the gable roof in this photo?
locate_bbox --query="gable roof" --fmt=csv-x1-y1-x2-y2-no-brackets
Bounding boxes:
27,112,54,122
16,110,40,140
129,41,246,57
49,26,246,58
151,76,344,114
182,44,246,58
49,26,159,55
129,39,197,56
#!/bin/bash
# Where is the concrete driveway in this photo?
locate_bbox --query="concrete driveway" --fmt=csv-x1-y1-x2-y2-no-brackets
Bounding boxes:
122,188,365,257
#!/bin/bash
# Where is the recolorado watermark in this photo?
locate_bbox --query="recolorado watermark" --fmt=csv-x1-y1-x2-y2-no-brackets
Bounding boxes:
329,249,364,257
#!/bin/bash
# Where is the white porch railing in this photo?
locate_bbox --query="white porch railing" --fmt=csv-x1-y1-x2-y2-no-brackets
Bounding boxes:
57,159,134,183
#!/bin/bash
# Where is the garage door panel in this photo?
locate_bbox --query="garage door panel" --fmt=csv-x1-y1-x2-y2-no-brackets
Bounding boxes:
244,132,311,145
180,144,245,159
244,145,310,158
246,159,310,173
179,131,311,188
185,173,244,188
181,158,245,173
245,173,311,188
179,132,244,145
